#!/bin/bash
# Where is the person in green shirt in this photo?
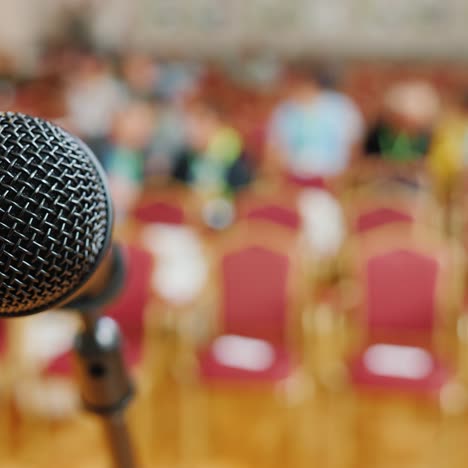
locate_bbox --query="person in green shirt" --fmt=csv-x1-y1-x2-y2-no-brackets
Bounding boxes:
172,100,254,197
364,81,440,162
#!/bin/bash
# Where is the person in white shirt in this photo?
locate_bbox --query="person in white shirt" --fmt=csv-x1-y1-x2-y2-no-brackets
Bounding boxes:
65,52,128,161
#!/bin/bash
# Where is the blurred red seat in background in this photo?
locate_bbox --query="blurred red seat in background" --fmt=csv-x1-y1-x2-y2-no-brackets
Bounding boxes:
198,240,297,382
245,205,300,230
356,207,414,233
45,244,154,376
130,186,193,226
179,223,304,466
344,180,440,235
346,227,459,395
284,173,327,190
320,226,465,467
132,200,186,225
184,222,303,385
237,191,301,231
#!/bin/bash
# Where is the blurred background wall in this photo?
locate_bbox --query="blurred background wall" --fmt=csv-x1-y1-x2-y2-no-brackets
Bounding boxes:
2,0,468,69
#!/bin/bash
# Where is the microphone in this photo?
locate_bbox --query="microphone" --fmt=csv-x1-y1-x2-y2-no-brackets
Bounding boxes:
0,112,138,468
0,111,116,316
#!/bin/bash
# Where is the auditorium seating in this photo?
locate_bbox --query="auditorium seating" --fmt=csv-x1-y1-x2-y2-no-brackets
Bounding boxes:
5,56,468,468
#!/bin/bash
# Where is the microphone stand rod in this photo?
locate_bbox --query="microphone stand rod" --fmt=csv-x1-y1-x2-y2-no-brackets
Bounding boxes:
74,308,139,468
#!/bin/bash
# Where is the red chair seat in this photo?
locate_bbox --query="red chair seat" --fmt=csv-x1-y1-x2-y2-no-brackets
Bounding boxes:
198,335,295,383
349,342,452,396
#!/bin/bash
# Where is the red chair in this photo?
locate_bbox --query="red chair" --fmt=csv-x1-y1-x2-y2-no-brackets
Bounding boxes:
345,226,460,392
198,245,295,382
179,223,304,466
326,226,463,467
349,251,450,394
199,223,301,380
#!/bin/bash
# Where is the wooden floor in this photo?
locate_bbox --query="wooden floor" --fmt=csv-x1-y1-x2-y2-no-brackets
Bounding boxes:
2,385,468,468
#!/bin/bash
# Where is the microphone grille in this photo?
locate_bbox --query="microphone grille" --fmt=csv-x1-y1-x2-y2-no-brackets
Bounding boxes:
0,112,112,316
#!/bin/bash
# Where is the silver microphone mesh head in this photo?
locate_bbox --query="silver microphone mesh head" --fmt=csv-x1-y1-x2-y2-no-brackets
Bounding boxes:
0,112,112,316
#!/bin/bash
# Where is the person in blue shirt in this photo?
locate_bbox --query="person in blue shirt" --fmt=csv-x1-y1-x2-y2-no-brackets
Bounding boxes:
266,64,363,184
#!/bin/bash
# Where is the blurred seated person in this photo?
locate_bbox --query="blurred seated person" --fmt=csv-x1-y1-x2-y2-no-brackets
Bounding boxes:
0,77,15,111
65,50,128,162
0,53,16,111
428,91,468,198
120,51,158,99
121,51,202,103
172,100,254,197
265,63,363,185
364,81,440,162
104,99,156,221
145,97,187,184
155,59,203,103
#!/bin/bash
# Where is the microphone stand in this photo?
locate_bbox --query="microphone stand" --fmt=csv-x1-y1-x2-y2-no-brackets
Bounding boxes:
72,309,138,468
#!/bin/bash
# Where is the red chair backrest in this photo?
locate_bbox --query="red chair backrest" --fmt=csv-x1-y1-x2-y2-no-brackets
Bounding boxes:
357,207,414,233
221,245,290,345
364,248,439,333
132,201,185,225
285,173,326,190
245,204,301,230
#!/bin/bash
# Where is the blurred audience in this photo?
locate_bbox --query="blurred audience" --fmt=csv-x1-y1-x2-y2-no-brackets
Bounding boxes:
364,81,440,161
266,64,363,184
120,52,158,99
155,59,203,102
145,97,187,183
0,78,15,111
3,45,466,229
0,52,16,111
